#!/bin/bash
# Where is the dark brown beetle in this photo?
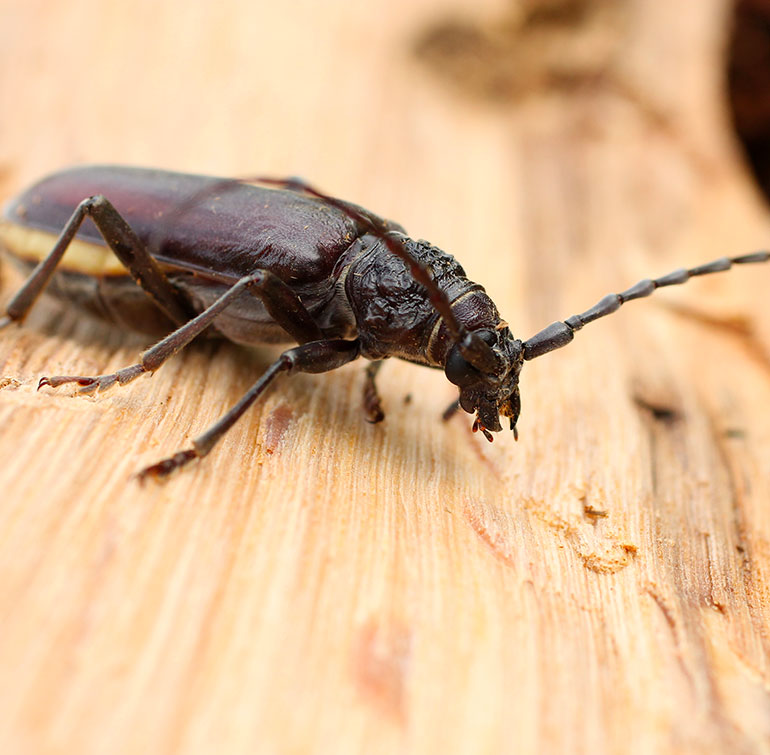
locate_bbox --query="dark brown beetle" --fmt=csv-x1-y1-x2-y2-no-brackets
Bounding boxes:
0,165,767,477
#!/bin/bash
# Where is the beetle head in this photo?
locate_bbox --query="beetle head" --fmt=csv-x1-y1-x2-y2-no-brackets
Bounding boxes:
444,327,524,441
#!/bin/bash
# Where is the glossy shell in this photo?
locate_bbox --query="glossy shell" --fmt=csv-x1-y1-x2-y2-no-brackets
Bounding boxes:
0,165,385,342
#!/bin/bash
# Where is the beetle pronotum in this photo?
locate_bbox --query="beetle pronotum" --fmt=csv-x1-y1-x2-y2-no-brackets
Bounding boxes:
0,165,767,477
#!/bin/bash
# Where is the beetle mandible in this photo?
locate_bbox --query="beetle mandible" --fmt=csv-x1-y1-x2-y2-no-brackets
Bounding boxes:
0,165,767,478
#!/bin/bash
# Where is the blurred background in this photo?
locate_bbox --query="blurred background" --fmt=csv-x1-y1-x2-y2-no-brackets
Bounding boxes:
730,0,770,196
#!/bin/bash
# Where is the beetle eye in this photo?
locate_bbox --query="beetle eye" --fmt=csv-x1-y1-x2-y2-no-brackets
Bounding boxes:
445,345,480,387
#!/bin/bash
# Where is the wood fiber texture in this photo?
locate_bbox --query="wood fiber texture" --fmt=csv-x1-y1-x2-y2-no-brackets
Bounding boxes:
1,1,770,753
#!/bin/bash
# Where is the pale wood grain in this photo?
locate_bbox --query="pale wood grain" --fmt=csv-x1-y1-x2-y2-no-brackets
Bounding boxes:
1,1,770,753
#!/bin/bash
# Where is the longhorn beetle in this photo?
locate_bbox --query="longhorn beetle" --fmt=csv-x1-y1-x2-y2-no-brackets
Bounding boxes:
0,166,767,478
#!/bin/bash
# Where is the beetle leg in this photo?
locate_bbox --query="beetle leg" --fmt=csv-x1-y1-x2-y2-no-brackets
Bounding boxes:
137,338,361,480
362,360,385,423
1,195,191,330
243,269,323,344
37,269,325,394
442,399,461,422
37,271,305,393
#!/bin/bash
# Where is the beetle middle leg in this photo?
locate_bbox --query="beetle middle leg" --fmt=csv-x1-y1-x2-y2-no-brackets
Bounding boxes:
38,269,324,393
362,360,385,423
0,195,191,330
138,338,361,480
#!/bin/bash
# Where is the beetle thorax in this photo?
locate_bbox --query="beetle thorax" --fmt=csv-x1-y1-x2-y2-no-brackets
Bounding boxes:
344,234,477,364
343,233,525,437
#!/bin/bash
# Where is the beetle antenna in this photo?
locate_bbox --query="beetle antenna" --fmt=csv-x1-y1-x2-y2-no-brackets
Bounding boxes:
522,252,770,360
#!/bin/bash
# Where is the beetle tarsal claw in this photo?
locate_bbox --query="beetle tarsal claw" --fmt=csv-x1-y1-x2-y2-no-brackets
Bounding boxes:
38,374,95,391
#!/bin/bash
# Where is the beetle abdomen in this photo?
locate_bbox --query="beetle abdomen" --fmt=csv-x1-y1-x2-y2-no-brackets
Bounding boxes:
0,220,129,277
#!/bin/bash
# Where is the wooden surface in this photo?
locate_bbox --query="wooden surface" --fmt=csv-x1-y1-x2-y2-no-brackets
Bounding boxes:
1,1,770,753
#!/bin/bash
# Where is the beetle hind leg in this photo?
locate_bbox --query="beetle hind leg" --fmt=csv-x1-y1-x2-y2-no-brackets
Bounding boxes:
1,195,191,331
36,274,255,397
38,364,146,394
37,268,327,396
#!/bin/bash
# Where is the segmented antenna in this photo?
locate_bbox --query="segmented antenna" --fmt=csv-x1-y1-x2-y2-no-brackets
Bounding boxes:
522,252,770,360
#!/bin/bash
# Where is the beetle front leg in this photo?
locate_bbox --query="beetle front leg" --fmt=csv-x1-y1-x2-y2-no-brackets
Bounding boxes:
138,338,361,480
442,398,461,422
